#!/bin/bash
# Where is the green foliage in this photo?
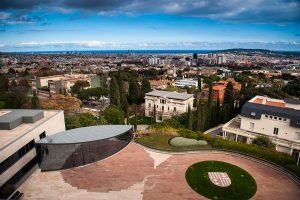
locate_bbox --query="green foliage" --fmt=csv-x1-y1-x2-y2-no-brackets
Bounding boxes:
212,138,295,166
169,137,207,147
252,136,275,149
0,75,9,91
128,79,141,104
187,106,193,130
71,80,90,95
177,129,211,142
78,87,109,101
185,161,257,200
31,91,40,109
65,113,98,130
102,105,125,124
141,78,151,96
150,118,183,130
10,80,18,87
128,115,153,125
166,84,177,91
197,75,202,91
282,78,300,98
109,76,121,107
201,75,220,84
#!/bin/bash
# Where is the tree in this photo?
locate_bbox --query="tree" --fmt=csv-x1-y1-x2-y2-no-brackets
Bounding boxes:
78,113,98,127
223,81,235,121
71,80,90,95
40,95,81,115
253,136,275,149
10,80,18,88
196,102,201,131
0,75,9,92
119,80,128,114
141,78,151,97
102,105,125,124
65,116,81,130
109,76,121,107
128,79,141,104
282,78,300,98
187,105,193,130
197,75,202,91
31,91,40,109
215,96,221,125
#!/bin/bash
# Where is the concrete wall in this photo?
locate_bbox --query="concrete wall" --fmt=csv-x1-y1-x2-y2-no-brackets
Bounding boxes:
0,111,65,187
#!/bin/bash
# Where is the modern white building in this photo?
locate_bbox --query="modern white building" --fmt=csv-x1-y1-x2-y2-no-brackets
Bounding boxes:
144,90,194,122
0,109,65,192
222,96,300,154
174,79,198,88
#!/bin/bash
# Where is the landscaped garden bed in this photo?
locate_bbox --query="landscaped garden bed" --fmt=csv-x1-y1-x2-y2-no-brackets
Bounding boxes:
185,161,257,200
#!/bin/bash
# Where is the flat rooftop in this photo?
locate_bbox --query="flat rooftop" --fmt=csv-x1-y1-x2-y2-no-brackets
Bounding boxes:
145,90,194,100
0,110,62,150
37,125,133,144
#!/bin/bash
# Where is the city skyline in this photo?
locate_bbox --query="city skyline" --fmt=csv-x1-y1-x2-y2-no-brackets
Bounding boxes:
0,0,300,51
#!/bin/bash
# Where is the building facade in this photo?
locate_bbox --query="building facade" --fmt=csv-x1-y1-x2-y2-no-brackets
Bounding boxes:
145,90,194,122
0,109,65,191
174,79,198,88
222,96,300,154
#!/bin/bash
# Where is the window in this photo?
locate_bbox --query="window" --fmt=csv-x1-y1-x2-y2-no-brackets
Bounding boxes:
162,106,164,111
274,117,277,120
174,107,176,111
279,117,282,120
160,99,166,104
273,128,279,135
297,120,300,125
270,116,273,119
250,122,254,130
0,140,35,175
148,103,151,108
265,115,268,118
283,118,287,122
39,131,46,139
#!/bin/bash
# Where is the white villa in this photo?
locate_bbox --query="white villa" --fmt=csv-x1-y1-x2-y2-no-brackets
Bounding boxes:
144,90,194,122
222,95,300,154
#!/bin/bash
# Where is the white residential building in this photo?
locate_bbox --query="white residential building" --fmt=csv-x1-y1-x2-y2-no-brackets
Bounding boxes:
174,79,198,88
0,109,65,191
144,90,194,122
222,96,300,154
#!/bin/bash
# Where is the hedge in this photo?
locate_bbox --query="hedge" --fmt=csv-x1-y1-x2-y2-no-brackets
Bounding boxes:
212,138,295,166
177,129,212,142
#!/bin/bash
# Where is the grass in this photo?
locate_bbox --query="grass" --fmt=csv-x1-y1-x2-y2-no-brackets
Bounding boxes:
135,134,212,151
185,161,257,200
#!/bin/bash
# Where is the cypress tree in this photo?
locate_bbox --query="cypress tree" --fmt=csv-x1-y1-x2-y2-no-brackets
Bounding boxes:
153,104,157,123
141,78,151,97
31,91,40,109
197,75,202,91
187,105,193,130
129,79,141,104
196,102,201,131
224,81,235,120
216,96,221,125
110,76,121,107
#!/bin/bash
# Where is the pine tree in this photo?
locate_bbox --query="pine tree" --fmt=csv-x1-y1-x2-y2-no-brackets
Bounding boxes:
187,105,193,130
110,76,121,107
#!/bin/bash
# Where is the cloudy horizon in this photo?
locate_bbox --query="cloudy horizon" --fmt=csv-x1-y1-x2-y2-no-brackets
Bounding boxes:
0,0,299,51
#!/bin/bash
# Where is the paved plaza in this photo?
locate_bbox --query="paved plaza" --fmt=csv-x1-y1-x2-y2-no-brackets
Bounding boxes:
19,143,300,200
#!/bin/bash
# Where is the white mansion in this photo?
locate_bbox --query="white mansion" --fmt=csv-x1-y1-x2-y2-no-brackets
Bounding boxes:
144,90,194,122
222,95,300,154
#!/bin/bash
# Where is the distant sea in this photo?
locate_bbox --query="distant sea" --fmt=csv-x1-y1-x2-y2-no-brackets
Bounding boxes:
10,50,214,55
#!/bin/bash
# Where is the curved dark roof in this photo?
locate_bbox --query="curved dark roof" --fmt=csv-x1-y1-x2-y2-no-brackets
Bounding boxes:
241,102,300,127
37,125,133,144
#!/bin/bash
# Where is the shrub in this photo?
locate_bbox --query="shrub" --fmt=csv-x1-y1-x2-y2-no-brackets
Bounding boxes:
212,138,295,166
252,136,275,149
169,137,207,147
177,129,212,142
150,118,183,130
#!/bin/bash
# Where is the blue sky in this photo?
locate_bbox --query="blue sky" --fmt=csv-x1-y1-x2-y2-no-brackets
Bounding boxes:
0,0,299,51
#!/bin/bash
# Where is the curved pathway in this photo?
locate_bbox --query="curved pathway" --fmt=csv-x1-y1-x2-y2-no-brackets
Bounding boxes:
20,143,300,200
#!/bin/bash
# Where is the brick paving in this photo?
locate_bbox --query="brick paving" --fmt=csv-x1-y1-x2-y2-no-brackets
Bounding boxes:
19,143,300,200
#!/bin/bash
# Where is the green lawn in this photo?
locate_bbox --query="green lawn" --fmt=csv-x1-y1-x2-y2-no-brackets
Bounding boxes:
135,134,212,151
185,161,257,200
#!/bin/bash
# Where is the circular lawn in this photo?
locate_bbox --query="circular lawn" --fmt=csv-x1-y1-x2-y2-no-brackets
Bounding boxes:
185,161,257,200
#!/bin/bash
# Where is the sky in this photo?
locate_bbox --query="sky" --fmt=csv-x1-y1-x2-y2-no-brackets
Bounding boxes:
0,0,300,51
